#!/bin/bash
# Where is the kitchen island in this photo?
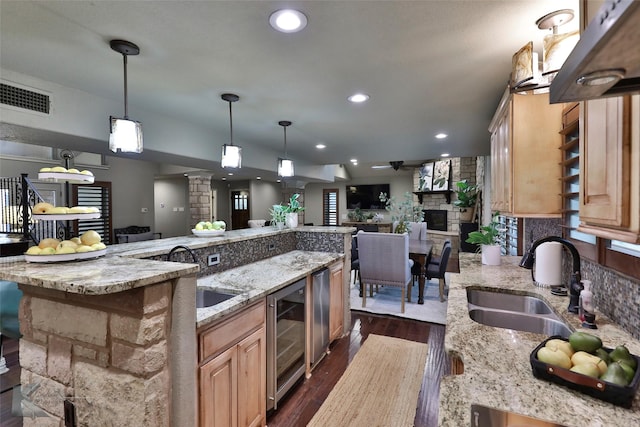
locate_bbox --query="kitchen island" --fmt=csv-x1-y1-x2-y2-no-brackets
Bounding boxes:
440,253,640,426
0,226,353,427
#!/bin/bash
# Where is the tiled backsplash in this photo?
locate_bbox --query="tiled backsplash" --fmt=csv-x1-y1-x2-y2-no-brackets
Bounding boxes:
524,217,640,339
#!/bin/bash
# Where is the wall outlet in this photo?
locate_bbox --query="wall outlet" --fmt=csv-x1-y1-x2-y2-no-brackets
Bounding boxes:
208,253,220,266
268,243,276,251
141,207,148,213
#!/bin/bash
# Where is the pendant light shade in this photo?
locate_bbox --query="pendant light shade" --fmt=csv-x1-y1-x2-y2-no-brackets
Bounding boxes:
108,39,143,153
277,120,294,177
221,93,241,168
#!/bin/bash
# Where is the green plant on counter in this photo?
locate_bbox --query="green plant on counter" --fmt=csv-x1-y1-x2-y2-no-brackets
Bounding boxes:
453,180,479,208
465,211,502,245
282,193,305,213
379,191,424,234
269,205,287,226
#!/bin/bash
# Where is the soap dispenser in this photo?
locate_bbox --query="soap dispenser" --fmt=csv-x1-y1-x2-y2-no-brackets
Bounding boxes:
579,280,597,329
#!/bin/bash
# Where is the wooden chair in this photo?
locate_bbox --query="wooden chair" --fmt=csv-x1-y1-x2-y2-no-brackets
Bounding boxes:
357,231,414,313
426,244,452,302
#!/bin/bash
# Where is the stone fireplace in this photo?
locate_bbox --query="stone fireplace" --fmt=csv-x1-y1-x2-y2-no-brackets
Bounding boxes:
423,210,448,231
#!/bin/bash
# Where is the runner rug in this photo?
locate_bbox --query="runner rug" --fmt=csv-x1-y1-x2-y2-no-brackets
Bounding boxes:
307,334,428,427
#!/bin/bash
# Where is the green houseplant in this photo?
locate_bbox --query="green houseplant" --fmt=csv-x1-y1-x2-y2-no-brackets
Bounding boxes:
282,193,304,228
379,192,424,234
269,205,287,230
466,211,502,265
453,180,479,222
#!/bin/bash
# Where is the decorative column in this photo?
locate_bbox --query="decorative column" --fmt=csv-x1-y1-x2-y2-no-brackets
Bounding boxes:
188,175,212,229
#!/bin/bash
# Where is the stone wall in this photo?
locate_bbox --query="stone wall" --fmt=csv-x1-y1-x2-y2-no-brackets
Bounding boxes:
412,157,478,233
188,175,212,228
18,281,174,426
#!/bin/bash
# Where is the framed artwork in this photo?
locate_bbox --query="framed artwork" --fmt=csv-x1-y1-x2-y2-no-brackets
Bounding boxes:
432,160,451,191
418,162,434,191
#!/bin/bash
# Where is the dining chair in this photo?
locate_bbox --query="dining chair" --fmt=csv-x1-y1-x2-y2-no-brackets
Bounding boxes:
357,231,414,313
426,244,452,302
0,281,22,375
429,240,452,267
351,235,360,285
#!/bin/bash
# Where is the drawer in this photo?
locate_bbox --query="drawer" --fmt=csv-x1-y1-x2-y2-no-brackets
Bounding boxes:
199,299,266,362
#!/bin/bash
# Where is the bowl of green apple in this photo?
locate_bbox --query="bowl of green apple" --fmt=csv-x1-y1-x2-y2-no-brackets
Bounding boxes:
192,221,226,237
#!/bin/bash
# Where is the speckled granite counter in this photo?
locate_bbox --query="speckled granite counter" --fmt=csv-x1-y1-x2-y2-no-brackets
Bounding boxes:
195,250,343,329
439,254,640,427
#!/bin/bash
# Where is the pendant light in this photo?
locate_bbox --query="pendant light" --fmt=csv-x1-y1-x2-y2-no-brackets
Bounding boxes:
277,120,294,177
108,39,143,153
220,93,241,168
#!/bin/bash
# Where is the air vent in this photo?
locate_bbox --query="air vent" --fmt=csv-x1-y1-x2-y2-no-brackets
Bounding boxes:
1,83,50,114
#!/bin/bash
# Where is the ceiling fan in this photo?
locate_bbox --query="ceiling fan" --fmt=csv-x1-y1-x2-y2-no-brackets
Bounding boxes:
371,160,424,171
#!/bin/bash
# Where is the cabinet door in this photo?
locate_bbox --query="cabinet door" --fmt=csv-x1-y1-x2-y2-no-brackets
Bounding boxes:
237,327,266,427
329,262,344,341
200,346,238,427
579,97,630,227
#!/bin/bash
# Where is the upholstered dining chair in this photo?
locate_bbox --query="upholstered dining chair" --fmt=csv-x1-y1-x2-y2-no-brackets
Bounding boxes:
0,281,22,375
429,240,452,267
357,231,414,313
426,243,452,302
351,235,360,285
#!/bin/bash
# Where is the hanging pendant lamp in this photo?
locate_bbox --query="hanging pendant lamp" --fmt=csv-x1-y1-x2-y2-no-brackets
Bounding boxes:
220,93,242,168
277,120,294,177
108,39,143,153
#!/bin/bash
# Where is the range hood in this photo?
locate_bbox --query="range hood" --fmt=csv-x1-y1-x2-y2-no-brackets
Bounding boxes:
550,0,640,103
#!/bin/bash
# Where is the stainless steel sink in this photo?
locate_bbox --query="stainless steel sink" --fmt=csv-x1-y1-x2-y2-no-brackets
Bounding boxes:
468,309,572,338
196,289,237,308
471,404,567,427
467,288,553,314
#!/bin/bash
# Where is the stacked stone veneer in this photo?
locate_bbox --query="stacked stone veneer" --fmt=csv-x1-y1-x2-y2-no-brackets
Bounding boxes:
412,157,478,233
188,175,212,228
18,281,173,426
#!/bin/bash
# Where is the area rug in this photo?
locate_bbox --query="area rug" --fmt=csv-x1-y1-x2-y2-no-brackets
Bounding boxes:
307,334,428,427
349,274,449,325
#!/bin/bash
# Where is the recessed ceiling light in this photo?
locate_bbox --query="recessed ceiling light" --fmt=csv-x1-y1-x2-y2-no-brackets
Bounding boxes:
350,158,358,163
348,93,369,103
441,153,450,157
222,177,227,181
269,9,307,33
256,176,261,180
435,133,448,139
276,179,281,183
228,172,233,176
316,143,326,149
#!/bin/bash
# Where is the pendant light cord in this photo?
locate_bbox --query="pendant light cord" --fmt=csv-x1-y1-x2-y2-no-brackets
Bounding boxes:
122,53,129,119
228,100,233,146
283,126,287,157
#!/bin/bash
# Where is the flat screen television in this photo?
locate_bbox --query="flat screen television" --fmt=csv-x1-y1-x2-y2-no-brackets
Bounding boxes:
346,184,390,210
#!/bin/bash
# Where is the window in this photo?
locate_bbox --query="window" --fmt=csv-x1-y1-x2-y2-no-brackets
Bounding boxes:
323,189,338,226
72,181,113,244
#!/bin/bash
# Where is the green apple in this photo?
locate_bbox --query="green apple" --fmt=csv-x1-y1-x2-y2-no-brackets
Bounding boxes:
213,220,226,230
195,222,205,231
205,221,212,229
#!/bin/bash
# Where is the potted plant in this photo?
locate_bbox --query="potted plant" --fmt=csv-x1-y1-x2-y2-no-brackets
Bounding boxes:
269,205,287,230
465,211,502,265
282,193,305,228
453,180,479,222
379,192,424,234
347,207,366,222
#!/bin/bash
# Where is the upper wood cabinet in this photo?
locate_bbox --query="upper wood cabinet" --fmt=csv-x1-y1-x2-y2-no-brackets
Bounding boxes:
489,88,564,217
578,95,640,243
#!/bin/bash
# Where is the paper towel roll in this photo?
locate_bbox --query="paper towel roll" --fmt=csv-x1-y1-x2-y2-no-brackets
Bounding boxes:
534,242,563,287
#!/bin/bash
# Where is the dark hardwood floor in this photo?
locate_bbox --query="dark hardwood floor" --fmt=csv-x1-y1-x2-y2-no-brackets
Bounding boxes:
1,314,448,427
267,312,448,427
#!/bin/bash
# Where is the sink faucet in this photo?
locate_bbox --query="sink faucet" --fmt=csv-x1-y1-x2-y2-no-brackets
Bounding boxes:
166,245,199,264
519,236,582,313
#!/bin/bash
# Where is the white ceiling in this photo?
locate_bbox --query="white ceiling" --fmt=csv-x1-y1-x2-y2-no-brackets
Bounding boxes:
0,0,579,181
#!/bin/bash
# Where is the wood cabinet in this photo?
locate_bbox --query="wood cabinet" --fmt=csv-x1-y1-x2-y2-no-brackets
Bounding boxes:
578,95,640,243
489,88,564,217
328,261,344,342
199,300,266,427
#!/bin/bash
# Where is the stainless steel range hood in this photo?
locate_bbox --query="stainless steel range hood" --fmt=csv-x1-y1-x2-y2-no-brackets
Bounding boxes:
550,0,640,103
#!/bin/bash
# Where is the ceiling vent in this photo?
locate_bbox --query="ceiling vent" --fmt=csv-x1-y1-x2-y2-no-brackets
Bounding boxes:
1,83,50,114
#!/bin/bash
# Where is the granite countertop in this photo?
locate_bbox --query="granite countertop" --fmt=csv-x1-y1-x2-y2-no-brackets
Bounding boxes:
439,253,640,427
194,250,343,329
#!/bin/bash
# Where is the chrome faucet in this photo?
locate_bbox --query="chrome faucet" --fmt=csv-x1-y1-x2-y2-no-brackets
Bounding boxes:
519,236,582,313
166,245,199,264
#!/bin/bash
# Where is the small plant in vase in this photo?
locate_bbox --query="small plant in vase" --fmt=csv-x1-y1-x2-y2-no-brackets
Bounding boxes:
379,192,424,234
269,205,287,230
465,211,502,265
282,193,305,228
453,180,479,222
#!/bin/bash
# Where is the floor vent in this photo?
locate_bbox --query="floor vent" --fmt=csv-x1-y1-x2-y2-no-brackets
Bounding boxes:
1,83,50,114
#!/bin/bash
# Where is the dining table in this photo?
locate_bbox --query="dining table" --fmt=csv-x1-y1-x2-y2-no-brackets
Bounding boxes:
409,239,434,304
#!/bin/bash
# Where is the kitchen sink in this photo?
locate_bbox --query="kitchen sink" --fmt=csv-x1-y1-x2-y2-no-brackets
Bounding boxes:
468,309,572,338
196,288,238,308
467,288,553,314
471,404,567,427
